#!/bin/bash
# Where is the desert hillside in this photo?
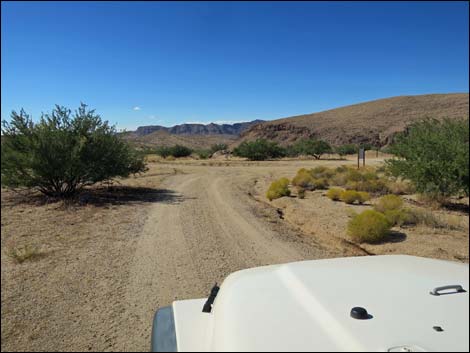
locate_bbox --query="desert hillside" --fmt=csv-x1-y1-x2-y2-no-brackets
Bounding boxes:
239,93,469,146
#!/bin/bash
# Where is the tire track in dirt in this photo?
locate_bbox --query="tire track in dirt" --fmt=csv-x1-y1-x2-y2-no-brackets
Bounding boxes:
120,168,330,351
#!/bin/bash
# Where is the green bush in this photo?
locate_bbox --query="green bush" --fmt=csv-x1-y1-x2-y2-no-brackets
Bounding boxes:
196,149,211,159
386,118,469,198
374,194,404,213
266,177,291,201
335,144,357,156
326,187,343,201
169,145,193,158
154,146,171,158
233,139,286,161
154,145,193,158
347,210,392,243
291,139,332,159
1,104,146,198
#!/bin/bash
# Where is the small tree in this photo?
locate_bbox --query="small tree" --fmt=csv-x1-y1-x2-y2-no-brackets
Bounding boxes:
1,104,146,198
233,139,285,161
386,118,469,198
335,144,357,157
292,138,332,159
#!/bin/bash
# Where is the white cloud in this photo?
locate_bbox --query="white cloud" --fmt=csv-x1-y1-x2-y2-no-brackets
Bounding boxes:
133,106,141,111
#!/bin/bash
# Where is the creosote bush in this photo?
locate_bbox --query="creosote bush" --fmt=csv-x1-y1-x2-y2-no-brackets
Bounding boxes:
347,210,392,243
374,194,404,213
266,177,291,201
340,190,370,204
326,187,344,201
1,104,146,198
292,168,316,189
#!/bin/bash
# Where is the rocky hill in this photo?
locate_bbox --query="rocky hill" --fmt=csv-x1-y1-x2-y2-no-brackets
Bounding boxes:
238,93,469,147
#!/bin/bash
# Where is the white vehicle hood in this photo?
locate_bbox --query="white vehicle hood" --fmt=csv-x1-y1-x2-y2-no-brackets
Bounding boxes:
173,255,469,352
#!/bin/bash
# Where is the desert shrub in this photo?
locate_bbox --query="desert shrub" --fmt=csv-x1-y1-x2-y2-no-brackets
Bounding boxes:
384,208,416,227
210,143,228,154
312,178,329,190
335,144,357,157
386,179,416,195
346,168,363,182
233,139,286,161
340,190,360,204
374,194,404,213
386,118,469,198
326,187,344,201
357,191,371,204
347,179,388,194
196,149,211,159
292,168,316,189
335,165,348,174
0,104,146,198
297,187,306,199
311,166,335,179
170,145,193,158
266,177,291,201
154,146,172,158
347,210,392,243
291,139,332,159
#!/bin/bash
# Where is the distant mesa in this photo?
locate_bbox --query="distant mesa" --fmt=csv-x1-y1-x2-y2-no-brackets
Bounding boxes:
134,120,265,137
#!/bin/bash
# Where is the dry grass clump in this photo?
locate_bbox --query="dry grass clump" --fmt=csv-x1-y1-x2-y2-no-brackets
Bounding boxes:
383,208,416,227
347,210,392,243
266,177,291,201
9,244,44,264
386,179,416,195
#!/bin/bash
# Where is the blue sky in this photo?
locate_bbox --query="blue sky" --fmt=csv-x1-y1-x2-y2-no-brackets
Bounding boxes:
1,1,468,130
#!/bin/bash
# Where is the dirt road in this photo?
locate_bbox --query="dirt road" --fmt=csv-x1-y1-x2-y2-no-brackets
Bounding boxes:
118,164,337,351
0,158,371,352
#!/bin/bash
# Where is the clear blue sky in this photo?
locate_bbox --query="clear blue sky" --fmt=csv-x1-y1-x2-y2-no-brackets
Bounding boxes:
1,1,468,130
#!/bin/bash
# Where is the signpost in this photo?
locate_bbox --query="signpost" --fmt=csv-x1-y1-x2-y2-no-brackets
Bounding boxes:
358,148,365,169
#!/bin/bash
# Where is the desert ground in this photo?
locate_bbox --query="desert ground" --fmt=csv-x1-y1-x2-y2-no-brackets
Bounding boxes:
1,154,468,351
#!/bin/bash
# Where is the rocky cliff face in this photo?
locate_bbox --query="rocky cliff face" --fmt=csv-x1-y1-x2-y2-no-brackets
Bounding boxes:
135,120,264,137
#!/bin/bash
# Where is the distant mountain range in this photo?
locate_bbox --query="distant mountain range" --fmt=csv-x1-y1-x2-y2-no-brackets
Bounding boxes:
134,120,264,136
123,93,469,150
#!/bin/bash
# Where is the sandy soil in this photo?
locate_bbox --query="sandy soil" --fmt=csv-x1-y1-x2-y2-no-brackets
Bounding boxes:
1,156,468,351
